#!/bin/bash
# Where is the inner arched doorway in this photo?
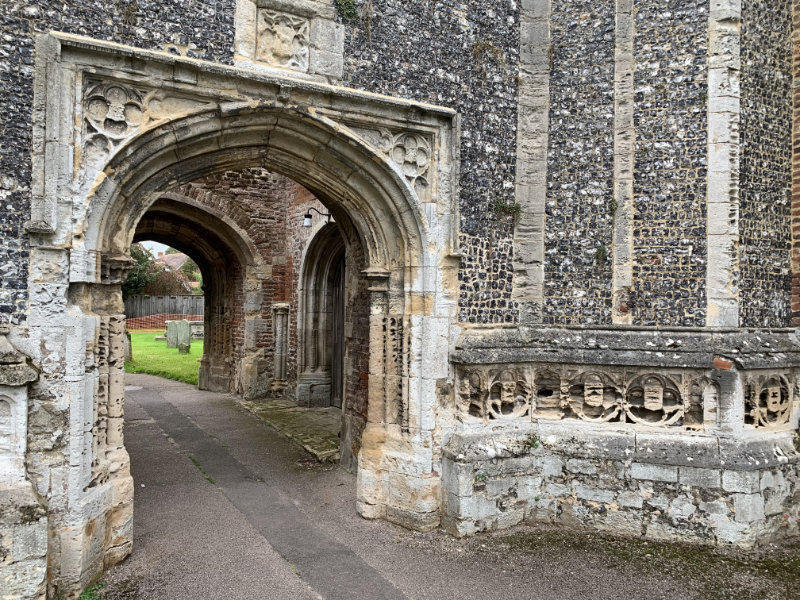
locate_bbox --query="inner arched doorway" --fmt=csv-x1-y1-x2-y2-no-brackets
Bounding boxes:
297,222,347,409
133,195,263,395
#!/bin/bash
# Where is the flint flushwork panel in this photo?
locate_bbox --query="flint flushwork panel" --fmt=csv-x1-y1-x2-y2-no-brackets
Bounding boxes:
631,0,709,326
739,0,792,328
543,0,616,325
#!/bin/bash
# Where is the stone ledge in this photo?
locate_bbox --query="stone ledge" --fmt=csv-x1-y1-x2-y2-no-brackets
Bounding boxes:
443,427,800,471
452,326,800,369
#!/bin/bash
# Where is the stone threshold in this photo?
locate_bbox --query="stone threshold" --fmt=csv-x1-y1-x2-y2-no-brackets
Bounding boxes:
239,398,341,462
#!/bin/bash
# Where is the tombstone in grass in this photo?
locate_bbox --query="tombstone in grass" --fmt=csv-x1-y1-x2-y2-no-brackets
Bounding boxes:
176,320,191,354
189,320,204,339
124,331,132,361
165,320,178,348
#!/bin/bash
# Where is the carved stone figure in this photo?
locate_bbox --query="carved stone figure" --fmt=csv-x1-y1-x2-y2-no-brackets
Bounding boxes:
567,372,622,422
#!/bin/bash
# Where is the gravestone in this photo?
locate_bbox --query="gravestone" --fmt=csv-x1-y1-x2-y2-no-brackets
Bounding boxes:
189,320,204,339
165,320,178,348
176,320,191,354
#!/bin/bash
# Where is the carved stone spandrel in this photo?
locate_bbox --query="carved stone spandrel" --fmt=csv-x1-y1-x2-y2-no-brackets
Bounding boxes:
81,79,215,172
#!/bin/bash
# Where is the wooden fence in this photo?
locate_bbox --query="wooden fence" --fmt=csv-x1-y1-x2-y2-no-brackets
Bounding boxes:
124,295,204,318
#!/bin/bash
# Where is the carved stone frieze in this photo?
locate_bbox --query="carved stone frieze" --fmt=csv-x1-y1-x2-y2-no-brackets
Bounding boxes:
745,374,792,429
256,10,310,72
453,363,781,431
457,366,532,423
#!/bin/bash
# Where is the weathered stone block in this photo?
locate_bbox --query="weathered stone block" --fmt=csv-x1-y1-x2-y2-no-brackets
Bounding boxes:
617,491,644,509
566,458,597,475
679,467,721,489
537,455,564,477
722,470,760,493
733,493,766,523
575,484,614,504
631,463,678,483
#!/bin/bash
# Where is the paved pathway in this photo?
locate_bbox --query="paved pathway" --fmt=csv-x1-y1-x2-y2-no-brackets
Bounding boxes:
239,398,340,462
105,374,700,599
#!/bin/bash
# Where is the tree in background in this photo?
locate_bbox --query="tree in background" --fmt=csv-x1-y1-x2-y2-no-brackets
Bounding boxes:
122,244,159,298
180,256,203,293
143,269,192,295
123,244,194,296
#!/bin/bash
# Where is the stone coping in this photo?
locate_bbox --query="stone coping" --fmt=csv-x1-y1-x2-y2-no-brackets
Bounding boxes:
452,326,800,369
45,32,457,120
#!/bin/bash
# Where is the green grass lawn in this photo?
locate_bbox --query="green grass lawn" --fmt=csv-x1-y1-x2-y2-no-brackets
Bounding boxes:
125,330,203,385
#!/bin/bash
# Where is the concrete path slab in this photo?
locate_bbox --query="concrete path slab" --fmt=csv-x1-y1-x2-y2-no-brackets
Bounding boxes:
102,373,699,600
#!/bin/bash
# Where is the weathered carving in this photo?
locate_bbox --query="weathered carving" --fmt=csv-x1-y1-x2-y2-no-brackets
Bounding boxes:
534,369,564,419
624,374,683,426
458,369,486,419
85,81,145,141
488,370,531,420
348,126,434,199
383,315,410,430
456,367,531,422
388,131,431,194
686,378,719,430
745,374,792,429
567,371,623,422
256,10,310,71
455,363,745,431
82,79,214,169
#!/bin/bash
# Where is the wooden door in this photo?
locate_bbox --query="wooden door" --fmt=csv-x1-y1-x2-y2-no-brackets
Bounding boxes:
330,256,345,408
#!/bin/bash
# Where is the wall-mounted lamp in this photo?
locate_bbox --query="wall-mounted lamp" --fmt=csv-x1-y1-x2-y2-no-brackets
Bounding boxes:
302,206,332,227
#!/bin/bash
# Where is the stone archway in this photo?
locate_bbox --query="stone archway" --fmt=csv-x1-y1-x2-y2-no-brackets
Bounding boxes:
26,34,460,594
133,193,270,398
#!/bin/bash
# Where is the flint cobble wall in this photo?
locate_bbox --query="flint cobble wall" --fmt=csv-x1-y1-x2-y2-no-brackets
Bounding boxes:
342,0,520,324
739,0,793,328
630,0,709,327
542,0,616,326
